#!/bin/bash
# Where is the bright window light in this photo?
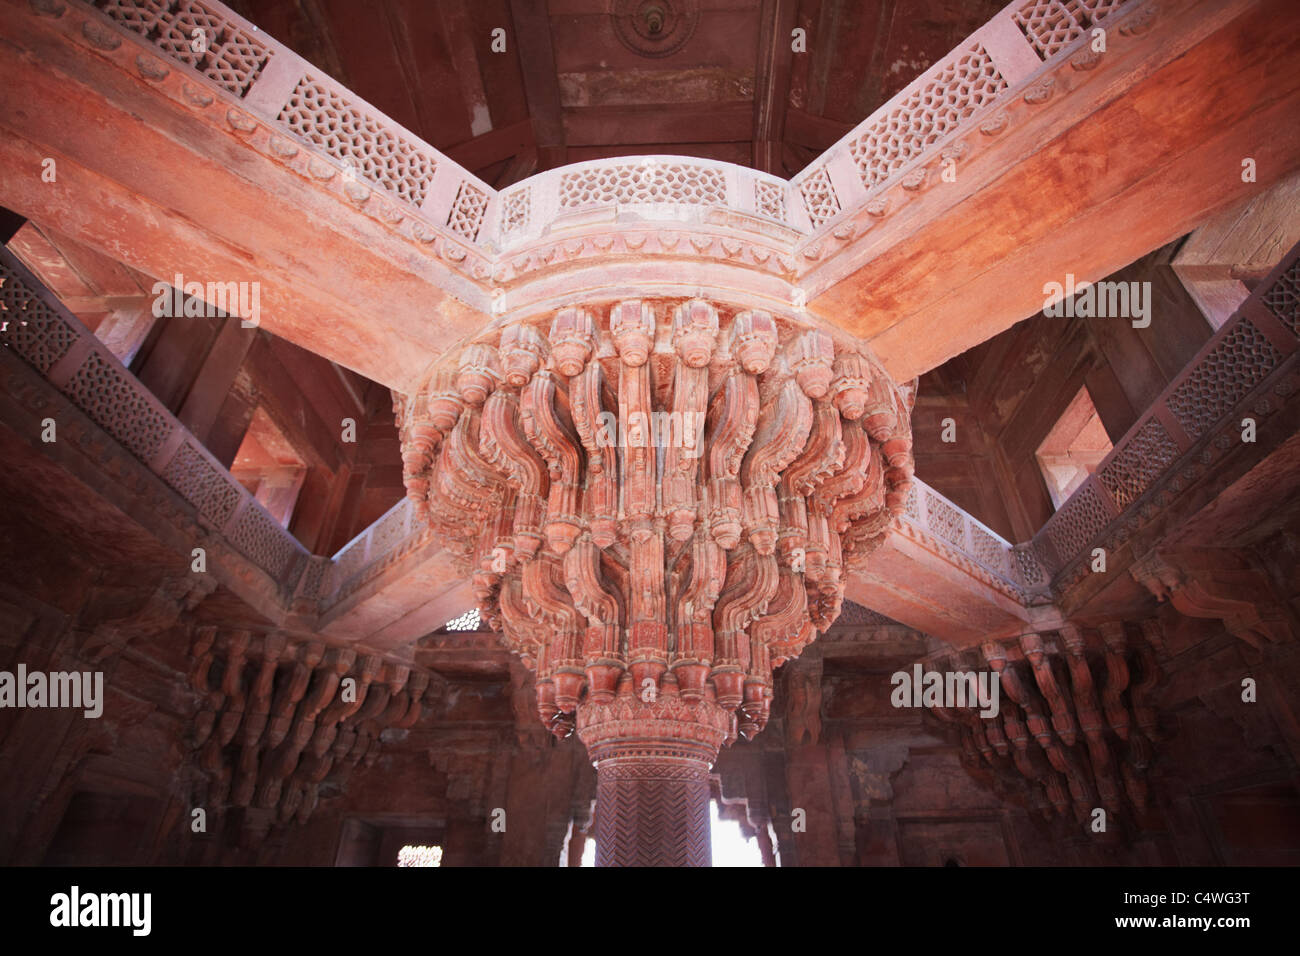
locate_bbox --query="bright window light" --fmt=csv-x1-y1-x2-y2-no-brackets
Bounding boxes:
397,844,443,867
441,608,480,631
578,800,764,866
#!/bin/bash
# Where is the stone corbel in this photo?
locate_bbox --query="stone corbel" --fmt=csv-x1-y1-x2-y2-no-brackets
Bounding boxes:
79,572,218,662
1130,549,1292,648
1058,623,1122,810
848,744,910,806
783,650,823,747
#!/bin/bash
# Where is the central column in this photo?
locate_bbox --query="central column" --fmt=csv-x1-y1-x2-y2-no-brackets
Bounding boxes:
579,691,731,867
397,295,915,866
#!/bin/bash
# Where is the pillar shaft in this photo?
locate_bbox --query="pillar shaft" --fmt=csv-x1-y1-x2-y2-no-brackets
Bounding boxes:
595,755,712,867
578,693,731,867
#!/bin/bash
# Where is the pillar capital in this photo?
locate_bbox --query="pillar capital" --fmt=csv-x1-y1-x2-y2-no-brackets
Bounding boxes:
396,293,915,863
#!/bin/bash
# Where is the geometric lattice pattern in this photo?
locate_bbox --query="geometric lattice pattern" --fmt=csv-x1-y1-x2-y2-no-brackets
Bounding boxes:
969,522,1011,577
797,165,841,229
447,181,489,241
1044,479,1110,562
65,352,173,463
278,75,438,208
836,600,898,628
1263,259,1300,336
300,557,326,599
440,608,481,632
0,262,80,374
1166,319,1281,440
753,180,787,222
1013,0,1131,61
558,163,727,209
926,489,965,548
228,502,297,578
848,43,1006,191
595,761,711,867
501,187,531,236
1013,546,1048,586
161,439,241,527
1098,417,1178,509
92,0,273,97
892,481,1018,587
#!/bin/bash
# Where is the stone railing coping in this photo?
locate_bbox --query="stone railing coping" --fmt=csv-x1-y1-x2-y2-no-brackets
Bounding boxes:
787,0,1149,239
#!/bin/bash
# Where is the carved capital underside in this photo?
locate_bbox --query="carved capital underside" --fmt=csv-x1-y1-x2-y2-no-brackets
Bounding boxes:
936,620,1165,835
398,298,915,743
398,297,914,864
188,629,438,826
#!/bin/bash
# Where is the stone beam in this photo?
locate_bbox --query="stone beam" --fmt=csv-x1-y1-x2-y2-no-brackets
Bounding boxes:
316,518,474,660
509,0,567,169
844,481,1034,644
312,478,1037,652
796,0,1300,381
752,0,799,174
0,0,495,392
1172,169,1300,329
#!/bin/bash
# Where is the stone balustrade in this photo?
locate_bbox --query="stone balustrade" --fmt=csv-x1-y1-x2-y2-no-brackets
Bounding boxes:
0,246,311,602
60,0,1158,264
319,496,429,606
897,478,1036,602
788,0,1149,243
494,157,805,249
68,0,494,254
1031,244,1300,590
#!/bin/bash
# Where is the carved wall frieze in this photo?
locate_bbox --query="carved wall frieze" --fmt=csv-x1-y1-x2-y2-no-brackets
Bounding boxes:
494,231,797,285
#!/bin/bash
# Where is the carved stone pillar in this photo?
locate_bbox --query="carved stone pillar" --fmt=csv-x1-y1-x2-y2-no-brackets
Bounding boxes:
580,694,730,867
593,760,712,867
398,296,915,865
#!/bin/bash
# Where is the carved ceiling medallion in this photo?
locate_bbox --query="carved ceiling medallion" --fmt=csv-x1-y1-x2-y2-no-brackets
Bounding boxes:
612,0,700,58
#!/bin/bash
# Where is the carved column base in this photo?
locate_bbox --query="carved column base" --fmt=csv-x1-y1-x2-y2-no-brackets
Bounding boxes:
578,694,732,867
